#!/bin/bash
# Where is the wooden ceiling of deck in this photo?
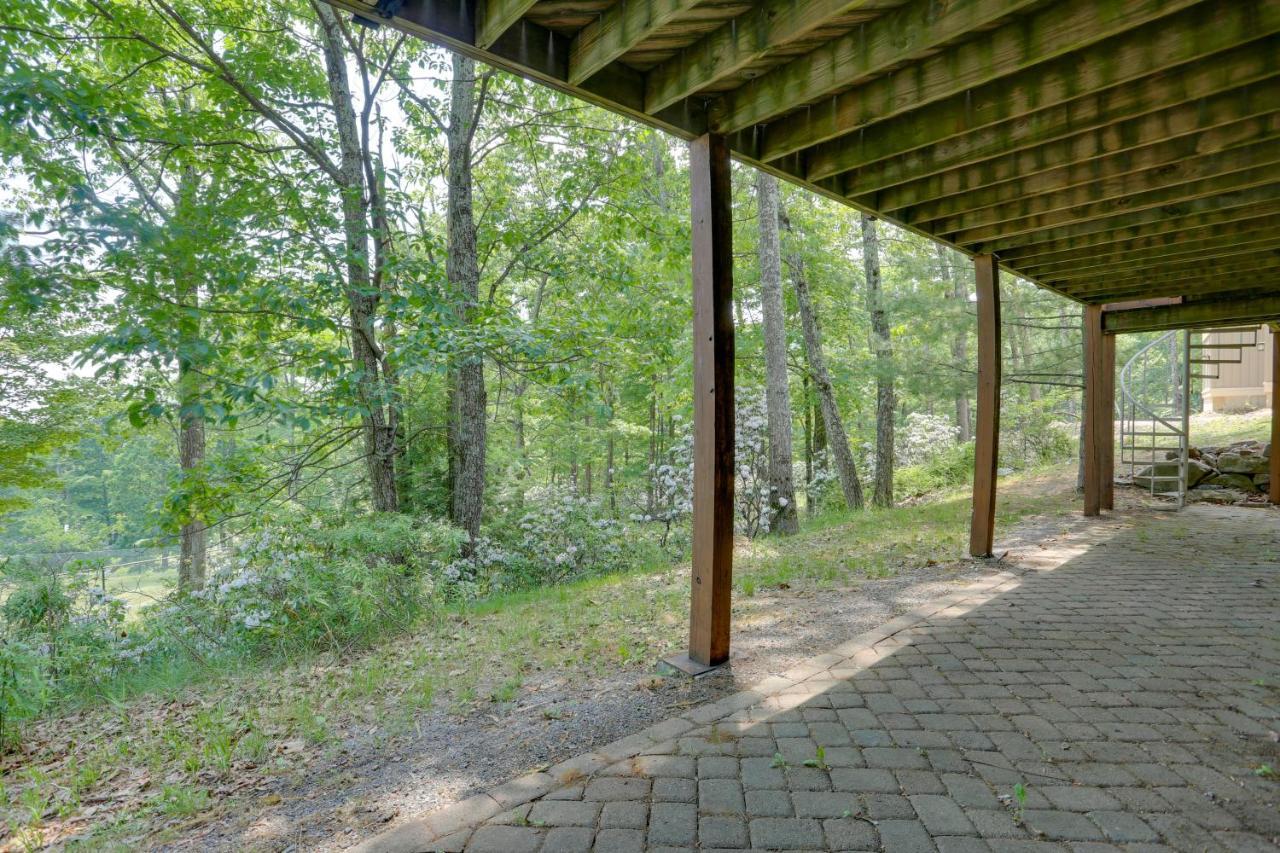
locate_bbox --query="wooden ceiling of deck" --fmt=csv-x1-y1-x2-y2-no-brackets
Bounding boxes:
332,0,1280,314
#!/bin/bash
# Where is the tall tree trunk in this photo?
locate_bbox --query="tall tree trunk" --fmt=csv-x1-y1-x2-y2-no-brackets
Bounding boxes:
583,412,593,497
862,214,894,508
783,211,864,510
939,244,973,442
174,166,206,593
316,3,398,512
510,276,547,505
446,52,486,550
755,173,799,534
646,381,657,516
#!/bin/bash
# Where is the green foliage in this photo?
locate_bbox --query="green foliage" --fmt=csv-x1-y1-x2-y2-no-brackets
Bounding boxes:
897,441,976,498
168,512,464,657
442,489,664,597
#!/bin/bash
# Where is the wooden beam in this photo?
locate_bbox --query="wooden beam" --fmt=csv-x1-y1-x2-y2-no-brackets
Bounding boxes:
1104,293,1280,334
945,152,1280,246
1001,210,1280,266
1102,297,1183,312
969,254,1001,558
1271,323,1279,504
1102,329,1116,512
1064,272,1280,304
685,133,734,670
325,0,708,140
867,85,1280,213
1084,304,1109,517
952,165,1280,248
476,0,539,48
893,119,1280,228
569,0,702,86
805,23,1280,183
713,0,1047,133
1026,234,1280,281
1052,255,1280,294
644,0,883,112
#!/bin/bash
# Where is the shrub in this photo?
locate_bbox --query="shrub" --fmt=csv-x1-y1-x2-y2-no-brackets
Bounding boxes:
897,440,975,497
441,488,648,597
169,512,463,657
0,557,134,744
1001,394,1075,469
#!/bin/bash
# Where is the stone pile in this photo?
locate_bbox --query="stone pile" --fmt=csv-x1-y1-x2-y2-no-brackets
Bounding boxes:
1133,439,1271,493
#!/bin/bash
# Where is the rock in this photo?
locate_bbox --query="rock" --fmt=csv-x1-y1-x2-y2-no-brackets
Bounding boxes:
1134,460,1214,490
1217,452,1268,475
1203,472,1260,492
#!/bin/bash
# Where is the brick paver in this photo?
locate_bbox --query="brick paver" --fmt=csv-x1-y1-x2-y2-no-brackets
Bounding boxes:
354,505,1280,852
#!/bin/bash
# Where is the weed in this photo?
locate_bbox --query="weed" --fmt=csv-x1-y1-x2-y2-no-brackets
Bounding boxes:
1011,782,1028,824
802,745,831,770
235,730,270,764
155,784,210,818
770,752,788,769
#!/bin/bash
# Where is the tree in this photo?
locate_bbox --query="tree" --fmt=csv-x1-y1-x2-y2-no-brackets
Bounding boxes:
862,214,893,508
444,53,487,549
782,205,864,511
754,172,799,533
938,244,973,442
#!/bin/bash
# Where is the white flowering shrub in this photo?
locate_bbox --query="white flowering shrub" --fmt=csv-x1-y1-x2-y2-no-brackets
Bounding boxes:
163,512,462,657
636,426,694,551
734,389,776,537
805,449,842,511
898,413,960,466
440,488,641,597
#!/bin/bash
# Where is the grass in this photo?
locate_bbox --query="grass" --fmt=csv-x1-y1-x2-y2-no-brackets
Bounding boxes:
1188,409,1272,447
2,462,1085,848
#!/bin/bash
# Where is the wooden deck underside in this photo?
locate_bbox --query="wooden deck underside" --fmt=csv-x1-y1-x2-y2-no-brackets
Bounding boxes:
331,0,1280,323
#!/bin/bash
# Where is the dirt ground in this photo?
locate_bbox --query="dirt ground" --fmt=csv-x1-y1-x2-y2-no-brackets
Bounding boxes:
176,478,1137,852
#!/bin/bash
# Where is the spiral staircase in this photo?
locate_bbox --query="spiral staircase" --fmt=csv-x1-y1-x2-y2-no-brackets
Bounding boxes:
1118,326,1260,506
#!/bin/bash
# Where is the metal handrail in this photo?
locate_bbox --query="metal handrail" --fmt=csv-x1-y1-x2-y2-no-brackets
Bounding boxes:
1118,329,1189,505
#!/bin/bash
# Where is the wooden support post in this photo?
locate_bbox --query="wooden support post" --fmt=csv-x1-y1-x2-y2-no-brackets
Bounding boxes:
672,133,735,674
1083,304,1105,517
1271,324,1279,506
969,254,1000,558
1102,329,1116,511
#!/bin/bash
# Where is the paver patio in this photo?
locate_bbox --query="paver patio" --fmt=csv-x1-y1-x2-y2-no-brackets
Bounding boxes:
355,503,1280,852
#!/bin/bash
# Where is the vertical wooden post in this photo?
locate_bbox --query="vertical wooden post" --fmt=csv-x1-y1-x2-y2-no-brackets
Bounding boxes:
681,133,734,671
1101,329,1115,511
1270,324,1279,505
969,254,1000,558
1083,304,1105,517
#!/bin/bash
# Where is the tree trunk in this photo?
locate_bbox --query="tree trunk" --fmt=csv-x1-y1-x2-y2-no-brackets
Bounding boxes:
783,211,864,510
939,244,972,443
862,214,894,508
316,3,398,512
173,166,206,593
755,173,799,534
446,52,486,550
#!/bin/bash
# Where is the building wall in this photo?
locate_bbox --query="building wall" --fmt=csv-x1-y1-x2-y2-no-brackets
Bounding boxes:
1202,325,1275,413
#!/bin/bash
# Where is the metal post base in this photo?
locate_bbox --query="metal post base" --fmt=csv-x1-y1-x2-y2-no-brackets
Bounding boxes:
659,653,728,677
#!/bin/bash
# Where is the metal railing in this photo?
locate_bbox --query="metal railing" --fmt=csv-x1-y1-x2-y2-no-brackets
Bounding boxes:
1118,326,1259,506
1119,329,1190,506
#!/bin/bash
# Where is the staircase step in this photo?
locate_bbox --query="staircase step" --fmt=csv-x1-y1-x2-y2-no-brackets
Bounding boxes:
1191,357,1243,365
